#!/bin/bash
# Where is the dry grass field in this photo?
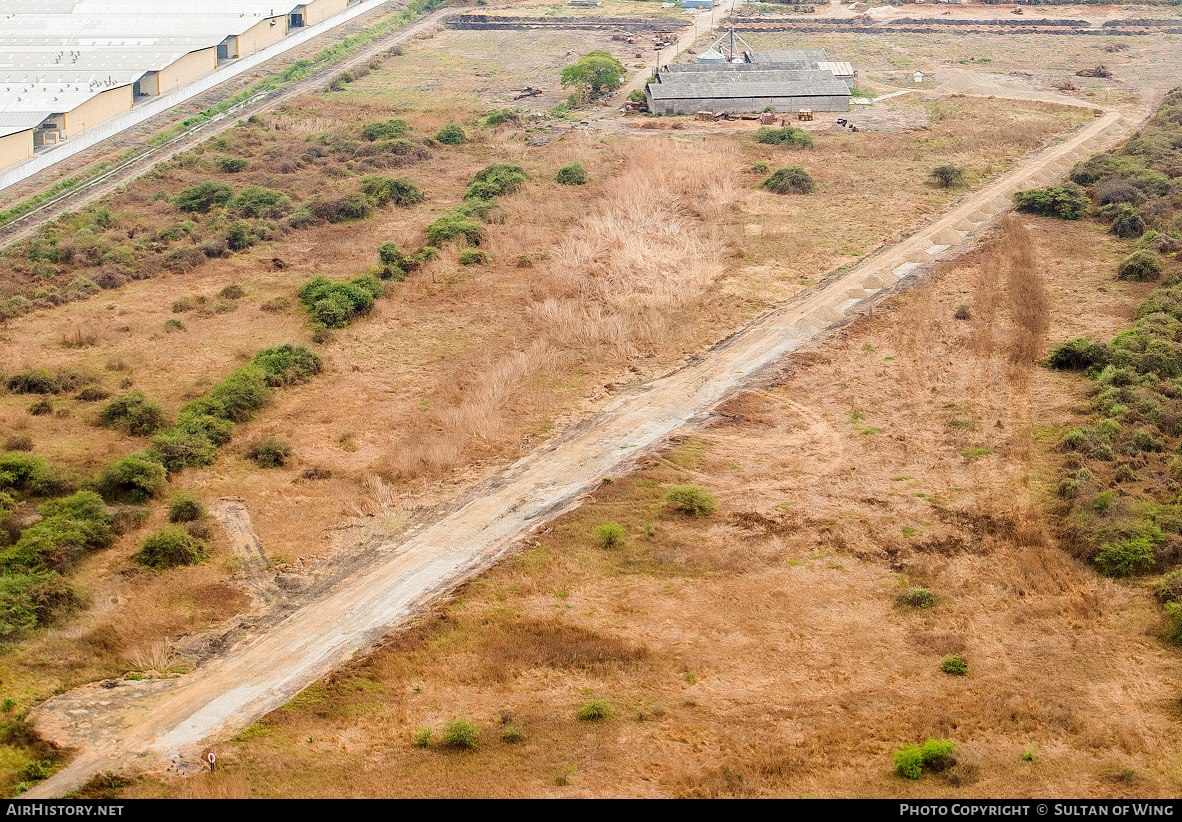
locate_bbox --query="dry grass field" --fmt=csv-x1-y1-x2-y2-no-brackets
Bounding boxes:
117,213,1182,798
3,11,1181,798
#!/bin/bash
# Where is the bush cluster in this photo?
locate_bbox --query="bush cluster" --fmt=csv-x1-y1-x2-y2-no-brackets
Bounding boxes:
99,392,167,437
360,175,423,208
556,163,587,186
759,166,816,195
362,118,410,141
894,739,957,780
665,485,718,517
1012,185,1089,220
135,525,206,569
755,126,813,148
298,275,384,329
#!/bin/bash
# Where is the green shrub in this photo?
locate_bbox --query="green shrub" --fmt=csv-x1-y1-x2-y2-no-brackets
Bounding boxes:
556,163,587,185
150,408,233,474
99,392,167,437
465,164,527,200
216,156,250,174
929,165,966,189
897,587,937,608
362,118,410,141
0,452,74,497
1093,534,1159,577
0,571,80,635
1,492,115,574
593,522,625,548
458,249,490,266
27,398,53,416
297,275,383,329
228,186,292,219
894,739,957,780
755,126,813,148
164,318,185,332
168,493,205,524
360,175,424,207
426,212,483,247
249,437,292,469
441,719,479,749
135,525,205,569
96,454,166,503
310,194,373,223
1117,251,1163,283
1045,337,1112,371
665,485,718,517
483,109,520,127
373,242,413,280
759,166,815,195
251,345,323,387
435,124,467,145
174,182,233,213
180,365,271,423
752,161,769,174
940,654,969,676
1109,206,1146,239
577,698,611,722
1012,186,1088,219
501,725,525,744
1164,602,1182,645
412,727,433,748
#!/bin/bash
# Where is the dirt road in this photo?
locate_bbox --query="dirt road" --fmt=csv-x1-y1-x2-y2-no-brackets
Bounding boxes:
24,98,1140,796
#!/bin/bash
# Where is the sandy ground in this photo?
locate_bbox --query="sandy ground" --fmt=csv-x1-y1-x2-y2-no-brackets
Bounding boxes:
23,89,1142,796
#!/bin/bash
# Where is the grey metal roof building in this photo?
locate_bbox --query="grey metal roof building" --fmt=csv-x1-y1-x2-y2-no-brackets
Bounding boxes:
646,68,850,115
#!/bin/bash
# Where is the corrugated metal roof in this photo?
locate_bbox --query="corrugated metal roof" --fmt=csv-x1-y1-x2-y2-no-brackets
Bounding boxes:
0,0,306,128
817,61,854,77
648,69,851,100
749,49,830,64
0,111,46,138
667,59,816,73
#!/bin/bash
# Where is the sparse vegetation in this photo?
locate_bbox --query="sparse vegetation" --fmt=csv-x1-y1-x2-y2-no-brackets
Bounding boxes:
665,485,718,517
897,587,937,608
940,655,969,676
440,719,479,750
593,522,625,548
929,164,966,189
248,437,293,469
755,126,813,148
576,698,611,722
894,739,957,779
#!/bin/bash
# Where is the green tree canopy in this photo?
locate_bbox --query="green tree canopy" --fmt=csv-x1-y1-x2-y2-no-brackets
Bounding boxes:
560,51,626,97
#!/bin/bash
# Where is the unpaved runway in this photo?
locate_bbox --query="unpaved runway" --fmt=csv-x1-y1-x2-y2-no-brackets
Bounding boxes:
25,105,1138,798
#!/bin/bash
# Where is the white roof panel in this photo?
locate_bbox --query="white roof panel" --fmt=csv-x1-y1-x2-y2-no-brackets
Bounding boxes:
0,0,311,132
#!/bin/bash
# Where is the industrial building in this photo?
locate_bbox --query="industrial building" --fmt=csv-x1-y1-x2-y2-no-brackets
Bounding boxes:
0,0,358,174
645,39,854,116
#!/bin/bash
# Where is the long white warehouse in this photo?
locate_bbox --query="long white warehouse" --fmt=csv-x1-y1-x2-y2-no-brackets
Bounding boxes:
0,0,360,173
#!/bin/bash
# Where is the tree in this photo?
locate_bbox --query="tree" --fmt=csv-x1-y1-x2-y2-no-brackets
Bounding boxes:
560,51,626,98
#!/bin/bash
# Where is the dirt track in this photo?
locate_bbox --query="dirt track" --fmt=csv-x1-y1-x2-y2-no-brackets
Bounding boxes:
23,95,1142,796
